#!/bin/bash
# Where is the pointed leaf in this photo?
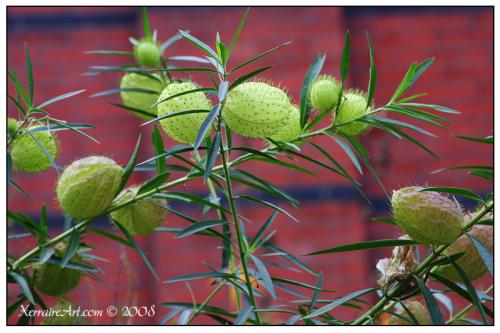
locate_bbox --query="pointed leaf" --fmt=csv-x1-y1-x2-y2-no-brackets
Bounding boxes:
37,89,86,109
415,276,444,325
114,222,159,281
466,233,493,275
305,239,417,256
175,220,228,239
300,53,325,128
249,254,277,299
118,135,141,193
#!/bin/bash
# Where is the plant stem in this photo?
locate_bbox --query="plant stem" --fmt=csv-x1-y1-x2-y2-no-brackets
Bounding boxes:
219,138,262,325
351,201,494,325
446,285,493,324
186,281,226,325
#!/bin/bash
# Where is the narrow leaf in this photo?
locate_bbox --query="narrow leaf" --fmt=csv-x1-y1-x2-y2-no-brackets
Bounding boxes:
249,254,277,299
118,135,141,193
175,220,228,239
37,89,86,109
305,239,417,256
300,53,325,128
302,288,376,319
415,276,444,325
204,132,221,180
114,222,160,281
467,233,493,275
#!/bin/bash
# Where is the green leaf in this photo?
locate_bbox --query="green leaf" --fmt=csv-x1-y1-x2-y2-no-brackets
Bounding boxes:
466,233,493,275
155,192,229,213
271,277,335,292
249,254,277,299
301,288,377,319
165,55,210,64
397,102,459,114
229,65,274,90
264,243,317,276
154,87,215,107
37,89,86,109
8,69,29,108
137,172,170,195
408,57,434,87
25,43,34,106
309,272,323,312
30,121,99,144
141,109,210,126
365,32,376,109
25,130,59,173
231,169,298,207
415,275,444,325
369,115,436,137
178,30,222,65
420,187,483,202
91,87,157,99
142,7,152,40
326,133,363,174
175,220,228,239
9,272,35,305
60,229,80,267
194,104,220,152
204,132,221,181
151,125,166,174
7,94,26,116
231,41,291,73
160,33,184,52
456,135,493,144
87,226,132,247
340,31,350,86
114,222,160,281
38,205,48,245
234,306,253,325
85,50,133,55
449,260,488,324
237,194,298,222
430,272,494,318
249,211,278,251
299,53,326,128
305,239,417,256
229,8,249,54
117,135,141,193
165,271,235,283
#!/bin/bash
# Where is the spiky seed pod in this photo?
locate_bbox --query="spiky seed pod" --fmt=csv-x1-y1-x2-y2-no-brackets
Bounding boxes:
56,156,123,219
33,244,83,296
436,212,493,281
223,81,292,138
111,185,167,236
388,301,432,325
134,39,161,67
157,81,212,144
336,90,370,136
310,75,341,111
120,72,164,119
41,299,87,325
270,105,302,142
391,186,463,246
10,125,58,173
7,117,18,135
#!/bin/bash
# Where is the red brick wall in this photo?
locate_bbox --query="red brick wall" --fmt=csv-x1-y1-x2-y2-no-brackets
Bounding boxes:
7,7,493,324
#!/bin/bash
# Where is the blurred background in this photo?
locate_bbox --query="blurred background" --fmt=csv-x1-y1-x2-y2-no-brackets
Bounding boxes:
7,6,493,324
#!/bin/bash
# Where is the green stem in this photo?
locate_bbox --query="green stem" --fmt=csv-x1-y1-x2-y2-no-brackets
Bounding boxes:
351,201,494,325
186,281,226,325
219,138,262,325
446,285,493,325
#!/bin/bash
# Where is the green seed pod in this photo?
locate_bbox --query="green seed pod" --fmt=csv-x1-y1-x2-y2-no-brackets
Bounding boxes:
391,186,463,246
388,301,432,325
7,117,18,135
10,125,58,173
223,81,292,138
158,81,212,144
134,39,161,66
270,105,301,142
120,72,164,119
336,90,370,136
42,299,87,325
33,244,83,296
111,185,167,236
436,213,493,281
56,156,123,219
310,75,341,111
